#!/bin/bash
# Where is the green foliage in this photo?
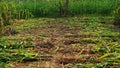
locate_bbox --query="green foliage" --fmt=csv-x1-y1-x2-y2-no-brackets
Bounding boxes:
114,7,120,26
0,39,36,64
0,17,120,67
69,0,115,15
0,0,119,34
0,0,118,18
0,0,119,67
69,17,120,67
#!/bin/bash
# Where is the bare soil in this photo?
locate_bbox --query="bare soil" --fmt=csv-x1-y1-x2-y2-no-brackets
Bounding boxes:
12,22,103,68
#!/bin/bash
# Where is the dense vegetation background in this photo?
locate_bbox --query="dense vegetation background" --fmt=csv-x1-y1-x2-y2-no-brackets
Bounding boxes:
0,0,119,26
0,0,119,18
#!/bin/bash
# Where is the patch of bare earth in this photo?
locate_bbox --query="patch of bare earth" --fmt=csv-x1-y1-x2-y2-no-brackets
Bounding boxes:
12,22,102,68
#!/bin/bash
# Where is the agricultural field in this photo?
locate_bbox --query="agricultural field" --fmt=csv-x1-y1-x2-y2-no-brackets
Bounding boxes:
0,0,120,68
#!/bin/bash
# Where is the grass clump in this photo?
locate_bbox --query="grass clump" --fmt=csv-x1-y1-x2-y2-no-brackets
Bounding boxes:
0,39,37,67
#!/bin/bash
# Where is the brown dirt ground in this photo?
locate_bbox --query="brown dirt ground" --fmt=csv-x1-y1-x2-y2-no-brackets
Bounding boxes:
12,22,103,68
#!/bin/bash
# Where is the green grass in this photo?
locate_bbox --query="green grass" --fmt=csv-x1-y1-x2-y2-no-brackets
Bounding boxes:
68,17,120,67
0,0,120,67
0,17,120,67
0,0,119,32
69,0,116,15
0,0,118,18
